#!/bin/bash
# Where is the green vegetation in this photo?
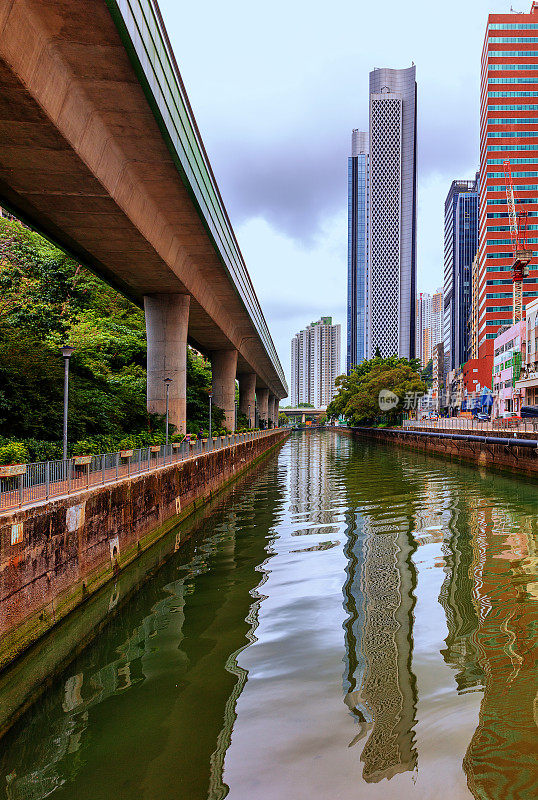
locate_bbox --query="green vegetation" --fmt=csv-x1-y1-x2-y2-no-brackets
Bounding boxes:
0,218,227,462
327,356,426,426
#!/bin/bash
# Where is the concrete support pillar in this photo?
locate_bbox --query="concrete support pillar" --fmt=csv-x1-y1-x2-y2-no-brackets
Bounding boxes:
211,349,238,432
238,372,256,429
257,388,269,429
274,398,280,427
144,293,190,434
268,394,277,428
267,395,273,428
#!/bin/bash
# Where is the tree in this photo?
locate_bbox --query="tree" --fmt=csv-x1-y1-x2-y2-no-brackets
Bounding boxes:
327,356,426,426
0,217,230,453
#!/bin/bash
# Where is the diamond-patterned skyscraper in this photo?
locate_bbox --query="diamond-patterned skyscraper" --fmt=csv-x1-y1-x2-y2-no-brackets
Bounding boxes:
367,66,417,359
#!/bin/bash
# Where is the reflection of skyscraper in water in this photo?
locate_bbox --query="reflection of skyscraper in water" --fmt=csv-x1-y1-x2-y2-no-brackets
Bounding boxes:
288,433,337,524
438,493,484,693
463,504,538,800
342,497,418,782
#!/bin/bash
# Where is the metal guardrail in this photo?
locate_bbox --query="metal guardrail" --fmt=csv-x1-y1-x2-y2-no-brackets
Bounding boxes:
365,426,538,449
404,418,538,434
0,430,276,512
106,0,287,395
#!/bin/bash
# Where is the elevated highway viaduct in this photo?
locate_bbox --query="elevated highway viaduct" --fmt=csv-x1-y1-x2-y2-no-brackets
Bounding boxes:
0,0,287,431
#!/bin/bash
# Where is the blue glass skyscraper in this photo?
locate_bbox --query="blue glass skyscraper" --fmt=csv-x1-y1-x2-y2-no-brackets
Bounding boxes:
443,177,479,371
347,130,368,372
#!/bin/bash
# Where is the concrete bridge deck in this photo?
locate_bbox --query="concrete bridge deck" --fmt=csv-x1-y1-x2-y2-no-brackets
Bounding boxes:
0,0,287,430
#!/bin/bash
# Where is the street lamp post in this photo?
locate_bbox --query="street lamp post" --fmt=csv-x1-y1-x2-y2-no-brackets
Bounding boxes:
248,404,251,431
60,345,74,461
208,389,213,441
163,377,172,446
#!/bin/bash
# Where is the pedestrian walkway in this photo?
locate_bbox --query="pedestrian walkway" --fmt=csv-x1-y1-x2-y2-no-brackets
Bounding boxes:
0,431,275,512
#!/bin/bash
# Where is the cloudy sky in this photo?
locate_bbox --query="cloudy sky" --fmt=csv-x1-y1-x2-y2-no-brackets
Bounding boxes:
159,0,516,391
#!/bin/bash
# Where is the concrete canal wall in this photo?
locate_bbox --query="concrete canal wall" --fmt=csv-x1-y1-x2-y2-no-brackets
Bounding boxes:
0,430,289,671
336,426,538,478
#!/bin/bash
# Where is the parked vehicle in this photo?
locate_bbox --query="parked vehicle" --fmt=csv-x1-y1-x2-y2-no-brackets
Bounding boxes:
520,405,538,418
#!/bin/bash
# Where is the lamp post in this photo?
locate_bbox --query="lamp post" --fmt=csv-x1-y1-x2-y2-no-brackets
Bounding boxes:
208,389,213,440
163,377,172,446
248,403,251,431
60,344,74,461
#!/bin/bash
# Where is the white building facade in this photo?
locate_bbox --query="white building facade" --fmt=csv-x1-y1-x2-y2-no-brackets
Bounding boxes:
290,317,341,408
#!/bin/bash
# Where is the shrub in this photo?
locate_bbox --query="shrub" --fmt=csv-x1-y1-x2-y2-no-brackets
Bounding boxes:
0,441,29,465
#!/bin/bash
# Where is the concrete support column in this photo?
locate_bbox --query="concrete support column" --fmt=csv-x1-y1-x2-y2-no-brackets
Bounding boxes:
257,388,269,429
238,372,256,428
144,293,190,434
274,398,280,427
268,394,276,428
211,349,238,432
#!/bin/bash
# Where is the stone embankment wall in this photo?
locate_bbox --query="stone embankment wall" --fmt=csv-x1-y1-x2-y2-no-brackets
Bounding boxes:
0,430,288,670
336,426,538,477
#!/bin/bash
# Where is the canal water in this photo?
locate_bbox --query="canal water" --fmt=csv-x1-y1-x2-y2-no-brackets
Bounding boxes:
0,431,536,800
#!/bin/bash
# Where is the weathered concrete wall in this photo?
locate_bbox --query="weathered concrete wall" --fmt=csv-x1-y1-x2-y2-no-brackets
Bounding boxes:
0,431,288,670
336,426,538,478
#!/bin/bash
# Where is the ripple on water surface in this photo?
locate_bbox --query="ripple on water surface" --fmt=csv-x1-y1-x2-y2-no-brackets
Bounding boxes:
0,431,537,800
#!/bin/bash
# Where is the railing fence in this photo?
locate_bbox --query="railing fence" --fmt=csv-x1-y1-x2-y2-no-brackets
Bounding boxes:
0,430,274,512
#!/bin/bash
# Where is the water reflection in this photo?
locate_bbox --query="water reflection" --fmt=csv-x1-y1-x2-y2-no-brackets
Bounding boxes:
341,458,419,783
0,459,286,800
0,432,537,800
463,504,538,800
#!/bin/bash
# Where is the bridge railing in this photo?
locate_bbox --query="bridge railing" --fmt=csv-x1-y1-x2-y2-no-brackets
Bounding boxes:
0,429,276,512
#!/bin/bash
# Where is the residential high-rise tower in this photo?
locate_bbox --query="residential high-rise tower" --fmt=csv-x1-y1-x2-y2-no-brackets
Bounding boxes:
347,130,369,372
368,65,417,360
431,289,444,354
415,292,432,366
290,317,341,408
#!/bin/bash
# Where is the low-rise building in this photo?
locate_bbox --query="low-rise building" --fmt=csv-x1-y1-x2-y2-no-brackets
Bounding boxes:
432,342,444,412
515,297,538,406
445,367,464,416
492,321,526,417
462,358,492,405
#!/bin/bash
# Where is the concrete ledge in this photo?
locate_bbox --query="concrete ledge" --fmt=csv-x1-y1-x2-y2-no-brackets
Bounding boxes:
0,430,289,672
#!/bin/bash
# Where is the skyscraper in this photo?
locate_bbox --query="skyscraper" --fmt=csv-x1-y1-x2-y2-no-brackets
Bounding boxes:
368,66,417,360
347,130,369,372
479,4,538,364
444,179,478,372
415,292,432,366
431,289,444,353
290,317,341,408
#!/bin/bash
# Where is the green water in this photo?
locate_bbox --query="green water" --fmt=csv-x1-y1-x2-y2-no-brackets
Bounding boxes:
0,431,537,799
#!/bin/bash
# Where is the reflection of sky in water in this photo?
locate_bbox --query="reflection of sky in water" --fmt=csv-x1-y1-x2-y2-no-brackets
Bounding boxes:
1,433,538,800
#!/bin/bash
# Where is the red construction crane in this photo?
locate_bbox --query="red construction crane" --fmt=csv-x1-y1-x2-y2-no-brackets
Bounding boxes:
503,159,533,324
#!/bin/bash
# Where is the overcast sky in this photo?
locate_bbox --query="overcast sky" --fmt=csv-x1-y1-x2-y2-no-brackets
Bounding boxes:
159,0,517,391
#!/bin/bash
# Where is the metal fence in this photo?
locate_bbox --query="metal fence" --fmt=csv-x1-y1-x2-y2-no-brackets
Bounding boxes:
0,430,275,512
404,418,538,434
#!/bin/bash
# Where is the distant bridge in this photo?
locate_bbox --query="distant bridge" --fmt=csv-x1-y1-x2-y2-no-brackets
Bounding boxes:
0,0,287,431
282,408,328,423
